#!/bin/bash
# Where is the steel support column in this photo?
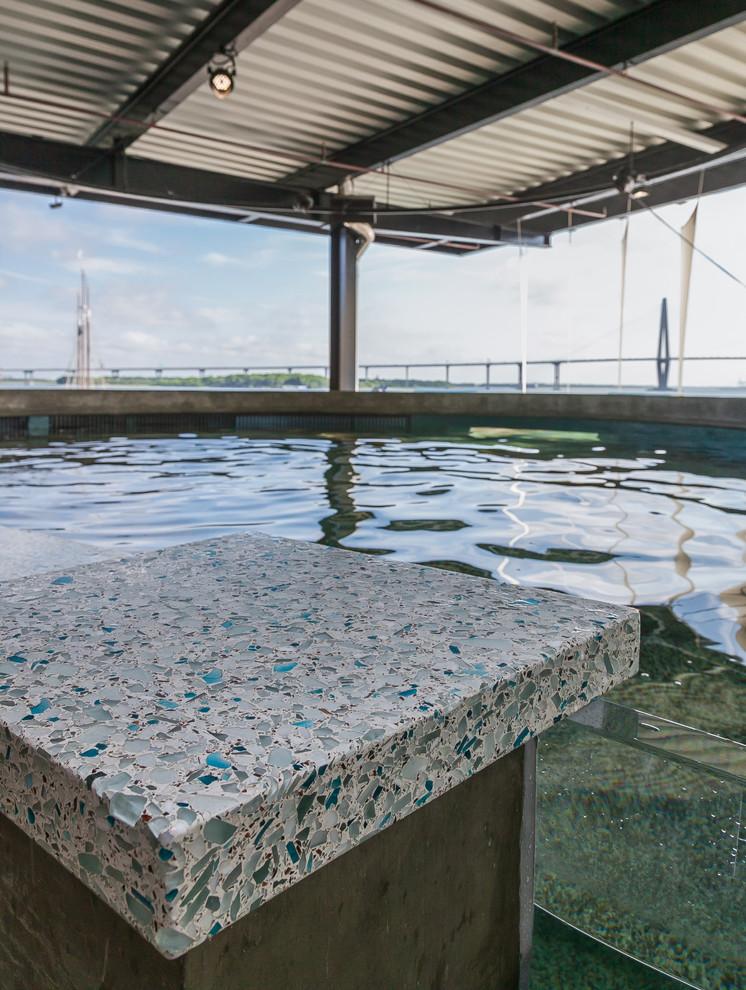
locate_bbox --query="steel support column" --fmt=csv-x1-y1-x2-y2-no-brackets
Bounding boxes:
553,362,561,390
329,223,358,392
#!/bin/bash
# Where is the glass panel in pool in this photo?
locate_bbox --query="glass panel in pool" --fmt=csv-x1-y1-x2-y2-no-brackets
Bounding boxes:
530,907,685,990
536,713,745,989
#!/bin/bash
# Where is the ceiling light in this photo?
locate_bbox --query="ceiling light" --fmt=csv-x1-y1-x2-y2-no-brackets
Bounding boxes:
208,49,236,100
292,193,315,213
613,166,648,198
209,68,234,98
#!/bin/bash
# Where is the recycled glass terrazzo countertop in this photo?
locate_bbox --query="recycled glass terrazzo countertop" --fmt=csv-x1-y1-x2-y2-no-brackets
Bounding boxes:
0,532,639,957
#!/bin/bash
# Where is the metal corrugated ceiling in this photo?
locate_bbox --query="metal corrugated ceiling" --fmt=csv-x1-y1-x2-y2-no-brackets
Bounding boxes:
128,0,654,185
347,20,746,208
1,0,745,236
0,0,223,144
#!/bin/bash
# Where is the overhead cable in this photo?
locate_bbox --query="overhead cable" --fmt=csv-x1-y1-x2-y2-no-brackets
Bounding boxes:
636,200,746,290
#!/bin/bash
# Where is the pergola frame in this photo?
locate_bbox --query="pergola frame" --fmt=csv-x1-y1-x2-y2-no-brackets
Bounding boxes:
2,0,746,388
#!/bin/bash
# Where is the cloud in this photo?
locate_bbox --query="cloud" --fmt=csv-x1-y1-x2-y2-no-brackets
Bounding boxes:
63,257,147,275
0,320,70,367
0,199,69,252
201,246,281,270
202,251,241,267
0,268,48,283
116,330,166,354
197,306,242,325
102,229,165,254
224,334,258,348
101,289,208,331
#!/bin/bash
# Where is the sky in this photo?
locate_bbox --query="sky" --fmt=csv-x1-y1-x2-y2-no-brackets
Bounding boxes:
1,183,745,388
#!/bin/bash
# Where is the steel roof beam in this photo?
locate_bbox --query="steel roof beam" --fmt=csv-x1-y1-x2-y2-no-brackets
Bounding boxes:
85,0,302,150
0,174,344,240
0,130,313,211
371,237,481,256
480,120,746,236
0,131,501,254
529,155,746,237
374,213,547,248
286,0,746,191
496,120,746,213
5,125,744,249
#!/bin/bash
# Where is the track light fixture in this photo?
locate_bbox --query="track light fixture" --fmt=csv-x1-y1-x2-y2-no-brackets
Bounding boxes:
612,166,648,199
208,48,236,100
49,185,76,209
292,192,315,213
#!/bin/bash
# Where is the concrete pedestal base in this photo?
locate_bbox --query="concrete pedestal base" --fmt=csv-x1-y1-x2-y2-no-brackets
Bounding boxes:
1,746,528,990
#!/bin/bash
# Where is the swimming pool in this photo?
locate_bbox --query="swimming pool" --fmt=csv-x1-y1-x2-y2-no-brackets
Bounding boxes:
2,424,745,987
1,425,744,743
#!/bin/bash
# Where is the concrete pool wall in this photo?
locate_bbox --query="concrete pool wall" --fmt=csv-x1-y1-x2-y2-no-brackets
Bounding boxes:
1,390,745,438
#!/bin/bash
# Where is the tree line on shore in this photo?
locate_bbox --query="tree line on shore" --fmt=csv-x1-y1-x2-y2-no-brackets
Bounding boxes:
52,372,454,389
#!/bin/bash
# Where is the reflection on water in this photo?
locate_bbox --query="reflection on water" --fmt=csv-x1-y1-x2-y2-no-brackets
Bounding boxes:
324,435,746,666
0,430,744,732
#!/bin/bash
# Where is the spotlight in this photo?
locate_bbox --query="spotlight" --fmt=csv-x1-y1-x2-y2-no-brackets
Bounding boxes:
208,49,236,100
49,196,63,209
210,68,234,98
292,192,315,213
612,166,648,199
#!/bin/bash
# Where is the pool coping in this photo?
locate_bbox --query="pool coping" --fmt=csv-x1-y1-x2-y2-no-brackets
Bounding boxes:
1,389,745,433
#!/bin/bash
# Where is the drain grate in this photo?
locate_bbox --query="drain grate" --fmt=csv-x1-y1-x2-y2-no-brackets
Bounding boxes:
0,417,28,440
50,415,128,435
0,412,411,440
236,414,352,431
122,413,236,434
49,413,236,435
236,414,409,433
353,416,408,432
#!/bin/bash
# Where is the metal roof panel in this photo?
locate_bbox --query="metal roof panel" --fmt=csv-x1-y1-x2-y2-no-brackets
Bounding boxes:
129,0,653,185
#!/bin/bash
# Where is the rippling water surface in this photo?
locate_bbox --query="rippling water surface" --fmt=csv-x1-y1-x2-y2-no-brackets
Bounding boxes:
1,427,744,737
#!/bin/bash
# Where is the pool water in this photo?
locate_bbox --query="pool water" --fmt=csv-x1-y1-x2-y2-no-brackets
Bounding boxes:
535,716,745,989
1,427,744,741
530,908,686,990
1,424,744,988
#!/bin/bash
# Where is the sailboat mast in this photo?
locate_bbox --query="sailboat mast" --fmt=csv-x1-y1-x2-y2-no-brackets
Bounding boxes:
84,273,91,388
76,274,82,387
74,269,91,388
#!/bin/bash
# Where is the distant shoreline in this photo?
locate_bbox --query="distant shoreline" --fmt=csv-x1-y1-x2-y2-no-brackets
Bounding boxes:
0,372,454,391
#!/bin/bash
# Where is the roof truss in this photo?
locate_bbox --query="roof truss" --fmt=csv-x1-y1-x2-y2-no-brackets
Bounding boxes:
285,0,746,191
0,131,535,254
483,119,746,236
1,0,746,249
3,124,746,248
